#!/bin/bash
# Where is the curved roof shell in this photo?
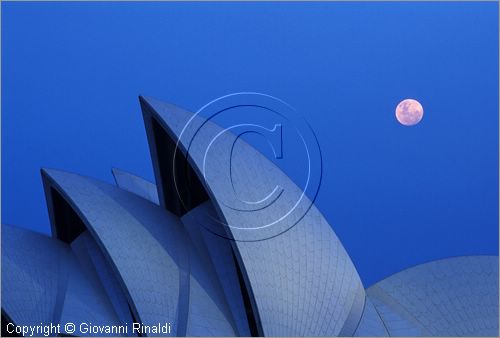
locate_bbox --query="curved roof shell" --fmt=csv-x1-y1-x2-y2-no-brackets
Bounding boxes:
111,168,159,205
1,225,122,336
41,168,237,336
365,256,499,336
140,96,365,336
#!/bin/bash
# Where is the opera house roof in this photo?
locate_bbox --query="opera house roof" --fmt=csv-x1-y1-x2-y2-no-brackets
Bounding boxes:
2,96,498,337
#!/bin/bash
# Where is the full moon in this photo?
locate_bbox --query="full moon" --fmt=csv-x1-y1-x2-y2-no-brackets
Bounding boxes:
395,99,424,126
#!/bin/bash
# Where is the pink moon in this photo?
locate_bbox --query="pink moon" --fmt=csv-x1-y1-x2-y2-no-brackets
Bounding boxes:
395,99,424,126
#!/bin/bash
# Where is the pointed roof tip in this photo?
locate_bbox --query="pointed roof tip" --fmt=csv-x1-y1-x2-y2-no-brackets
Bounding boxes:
139,94,162,105
138,95,178,107
138,95,148,107
110,167,126,178
40,168,69,184
40,168,50,181
40,168,90,183
138,95,159,103
40,167,64,185
138,95,161,112
110,167,121,186
40,167,56,177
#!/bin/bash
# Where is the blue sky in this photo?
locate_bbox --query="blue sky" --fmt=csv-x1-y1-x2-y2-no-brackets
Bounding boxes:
2,2,498,286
